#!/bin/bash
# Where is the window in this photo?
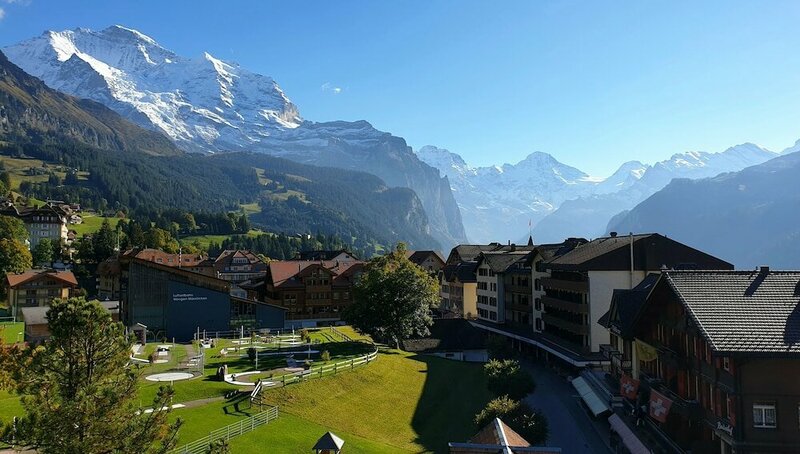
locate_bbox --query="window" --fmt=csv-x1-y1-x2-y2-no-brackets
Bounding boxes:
753,403,777,429
535,318,542,331
489,311,497,321
535,298,542,311
722,357,730,371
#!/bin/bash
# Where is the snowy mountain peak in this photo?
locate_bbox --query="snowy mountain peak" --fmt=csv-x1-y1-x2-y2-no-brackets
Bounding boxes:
4,25,301,152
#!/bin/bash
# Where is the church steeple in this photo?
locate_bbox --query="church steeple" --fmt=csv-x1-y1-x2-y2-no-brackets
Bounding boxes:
527,235,534,247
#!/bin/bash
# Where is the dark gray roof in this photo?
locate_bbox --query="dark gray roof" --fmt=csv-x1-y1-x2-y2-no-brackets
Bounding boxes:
599,274,660,337
442,262,478,283
664,270,800,354
448,244,536,264
478,251,531,273
402,318,487,353
546,233,733,271
312,432,344,450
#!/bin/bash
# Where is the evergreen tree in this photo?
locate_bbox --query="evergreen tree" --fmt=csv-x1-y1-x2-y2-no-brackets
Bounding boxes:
0,297,182,453
92,220,116,263
32,238,55,266
474,396,549,446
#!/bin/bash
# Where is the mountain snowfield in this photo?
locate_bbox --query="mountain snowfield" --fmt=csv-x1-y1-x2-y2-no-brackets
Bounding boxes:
4,25,301,153
416,142,783,243
4,25,467,248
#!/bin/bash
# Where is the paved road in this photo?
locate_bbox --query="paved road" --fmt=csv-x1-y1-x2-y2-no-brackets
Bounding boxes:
522,361,612,454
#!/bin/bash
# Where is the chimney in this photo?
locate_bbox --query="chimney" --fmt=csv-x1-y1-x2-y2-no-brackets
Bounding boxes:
759,265,770,274
610,231,617,238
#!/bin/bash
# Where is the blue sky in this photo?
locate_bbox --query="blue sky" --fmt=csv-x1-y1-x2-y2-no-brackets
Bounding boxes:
1,0,800,176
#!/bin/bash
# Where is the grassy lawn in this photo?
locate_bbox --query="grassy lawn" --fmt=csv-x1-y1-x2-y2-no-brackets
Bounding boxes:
182,229,265,250
71,212,121,236
229,412,406,453
0,328,491,453
166,348,490,453
0,322,24,344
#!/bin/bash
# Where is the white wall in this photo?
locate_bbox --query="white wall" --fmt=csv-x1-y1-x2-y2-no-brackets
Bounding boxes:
587,270,646,351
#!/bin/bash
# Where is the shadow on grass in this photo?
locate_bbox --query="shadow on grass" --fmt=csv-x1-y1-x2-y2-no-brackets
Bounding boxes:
407,354,492,453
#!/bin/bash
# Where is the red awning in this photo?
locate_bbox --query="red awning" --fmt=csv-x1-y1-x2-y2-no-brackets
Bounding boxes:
608,414,651,454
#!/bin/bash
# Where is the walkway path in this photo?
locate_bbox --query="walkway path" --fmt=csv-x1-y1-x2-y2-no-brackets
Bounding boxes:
521,361,612,454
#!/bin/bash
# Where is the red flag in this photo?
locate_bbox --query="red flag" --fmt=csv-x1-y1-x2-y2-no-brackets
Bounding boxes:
649,390,673,423
619,374,639,400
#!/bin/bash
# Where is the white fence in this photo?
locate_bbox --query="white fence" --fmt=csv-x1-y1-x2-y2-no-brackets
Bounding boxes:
169,406,279,454
263,347,378,389
171,345,378,453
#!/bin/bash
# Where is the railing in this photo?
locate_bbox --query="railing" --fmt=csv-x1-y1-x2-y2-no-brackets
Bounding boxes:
268,347,378,389
329,326,352,342
542,313,590,335
169,406,279,454
541,295,588,314
539,277,589,293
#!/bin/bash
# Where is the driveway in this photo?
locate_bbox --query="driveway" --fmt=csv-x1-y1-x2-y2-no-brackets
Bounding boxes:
522,360,612,454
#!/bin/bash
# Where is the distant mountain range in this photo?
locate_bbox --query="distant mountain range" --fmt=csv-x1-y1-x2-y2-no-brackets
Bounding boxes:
417,142,785,244
0,49,439,251
608,150,800,268
3,26,466,248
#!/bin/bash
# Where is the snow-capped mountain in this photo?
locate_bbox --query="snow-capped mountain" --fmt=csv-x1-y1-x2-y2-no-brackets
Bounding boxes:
418,142,781,243
5,26,467,248
4,26,300,152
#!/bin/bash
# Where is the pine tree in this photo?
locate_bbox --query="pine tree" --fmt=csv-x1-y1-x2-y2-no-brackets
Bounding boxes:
0,297,182,453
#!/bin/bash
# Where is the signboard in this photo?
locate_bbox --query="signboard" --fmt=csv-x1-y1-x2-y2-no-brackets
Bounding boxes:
716,421,734,437
619,374,640,400
649,390,673,423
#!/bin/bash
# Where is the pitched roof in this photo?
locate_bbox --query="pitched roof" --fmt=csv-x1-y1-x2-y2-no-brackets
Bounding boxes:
297,250,358,261
546,233,733,271
6,269,78,288
266,260,364,287
469,418,531,449
312,431,345,450
406,250,445,265
478,251,531,273
442,261,479,283
599,273,660,337
663,269,800,354
402,318,487,352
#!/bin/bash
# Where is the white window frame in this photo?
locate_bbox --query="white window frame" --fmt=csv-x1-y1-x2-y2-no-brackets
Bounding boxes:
753,403,777,429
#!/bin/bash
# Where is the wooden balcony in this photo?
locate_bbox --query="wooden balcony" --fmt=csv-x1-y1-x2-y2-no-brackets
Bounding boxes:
539,277,588,293
542,313,589,335
541,295,588,314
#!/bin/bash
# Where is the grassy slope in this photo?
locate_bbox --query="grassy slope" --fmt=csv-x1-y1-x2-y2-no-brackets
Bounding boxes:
70,212,121,236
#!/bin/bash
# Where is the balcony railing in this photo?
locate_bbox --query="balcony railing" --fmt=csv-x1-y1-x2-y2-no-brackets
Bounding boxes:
541,295,588,314
542,313,589,335
640,371,703,421
539,277,588,293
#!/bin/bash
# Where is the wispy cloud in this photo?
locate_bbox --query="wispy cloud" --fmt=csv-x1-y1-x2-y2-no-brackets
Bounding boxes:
2,0,33,5
0,8,5,20
321,82,343,95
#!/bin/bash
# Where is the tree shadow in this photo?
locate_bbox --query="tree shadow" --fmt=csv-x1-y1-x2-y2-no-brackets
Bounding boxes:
406,354,491,453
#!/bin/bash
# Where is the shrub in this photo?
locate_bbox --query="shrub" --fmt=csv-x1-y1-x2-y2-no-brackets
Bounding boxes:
300,328,310,343
247,347,257,362
320,350,331,362
474,396,549,445
484,359,536,399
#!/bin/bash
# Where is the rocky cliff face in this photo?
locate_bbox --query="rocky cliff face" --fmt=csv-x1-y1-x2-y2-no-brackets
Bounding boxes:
4,26,467,248
0,50,179,155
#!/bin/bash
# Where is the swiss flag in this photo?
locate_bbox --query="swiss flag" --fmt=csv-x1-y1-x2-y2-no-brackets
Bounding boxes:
619,374,639,400
649,390,673,423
